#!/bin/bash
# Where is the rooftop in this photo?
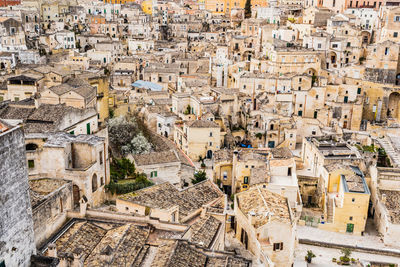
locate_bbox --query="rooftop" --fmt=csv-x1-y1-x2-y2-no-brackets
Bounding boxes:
188,215,221,248
379,189,400,224
118,180,223,221
186,119,219,128
237,186,291,228
51,221,150,266
341,166,369,194
29,179,70,208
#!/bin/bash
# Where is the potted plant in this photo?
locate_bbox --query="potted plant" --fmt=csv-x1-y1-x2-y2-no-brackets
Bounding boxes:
340,248,352,265
305,250,316,263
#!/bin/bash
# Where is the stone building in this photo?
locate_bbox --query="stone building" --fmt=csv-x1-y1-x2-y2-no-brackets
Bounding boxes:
131,149,195,187
234,185,296,266
174,119,222,161
26,132,109,208
0,120,36,266
29,178,73,248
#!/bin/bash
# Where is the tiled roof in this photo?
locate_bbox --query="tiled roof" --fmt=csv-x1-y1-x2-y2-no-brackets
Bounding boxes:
119,180,223,221
237,186,291,228
186,119,219,128
189,215,221,248
152,240,252,267
379,189,400,224
132,150,180,166
54,221,150,266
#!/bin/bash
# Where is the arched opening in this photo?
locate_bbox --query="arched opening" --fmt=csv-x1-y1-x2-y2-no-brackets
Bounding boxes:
92,174,98,192
26,143,38,151
329,51,337,65
388,92,400,119
0,62,5,69
73,185,80,207
84,44,93,52
207,150,213,159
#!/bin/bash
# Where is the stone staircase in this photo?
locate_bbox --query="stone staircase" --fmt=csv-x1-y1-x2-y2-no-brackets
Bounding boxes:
377,137,400,168
327,196,334,223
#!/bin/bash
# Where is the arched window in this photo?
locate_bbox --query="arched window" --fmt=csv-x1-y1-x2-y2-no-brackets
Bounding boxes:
92,174,98,192
26,143,38,151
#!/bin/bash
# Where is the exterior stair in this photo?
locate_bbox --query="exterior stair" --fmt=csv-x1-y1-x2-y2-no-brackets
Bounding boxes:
377,137,400,168
327,196,334,223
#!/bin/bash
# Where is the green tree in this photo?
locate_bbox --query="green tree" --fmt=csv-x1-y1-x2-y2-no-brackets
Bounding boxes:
192,170,207,184
245,0,252,18
110,158,136,181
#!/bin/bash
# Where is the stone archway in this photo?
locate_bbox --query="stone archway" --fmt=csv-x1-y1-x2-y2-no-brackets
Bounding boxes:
388,92,400,120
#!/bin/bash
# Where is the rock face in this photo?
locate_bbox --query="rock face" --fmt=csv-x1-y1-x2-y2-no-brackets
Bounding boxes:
0,125,36,266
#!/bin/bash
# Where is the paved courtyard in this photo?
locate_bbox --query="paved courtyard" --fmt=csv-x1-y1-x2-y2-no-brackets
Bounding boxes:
295,244,400,266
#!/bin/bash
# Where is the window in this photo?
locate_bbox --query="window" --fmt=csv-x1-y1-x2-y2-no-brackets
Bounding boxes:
209,132,213,137
273,242,283,251
312,130,316,135
99,151,103,165
316,95,319,99
28,160,35,169
100,177,104,186
317,43,321,49
352,198,355,202
394,16,400,22
298,110,303,116
344,96,348,103
288,167,292,176
150,171,158,177
209,142,213,146
349,216,353,221
223,171,228,180
245,165,249,168
357,87,361,94
86,123,91,134
92,174,98,192
243,176,249,184
314,111,318,119
394,32,398,38
126,207,129,211
385,47,389,55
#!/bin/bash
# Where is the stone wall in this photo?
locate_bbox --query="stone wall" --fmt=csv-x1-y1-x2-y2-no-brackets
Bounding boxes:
364,68,396,84
31,180,73,248
0,126,36,266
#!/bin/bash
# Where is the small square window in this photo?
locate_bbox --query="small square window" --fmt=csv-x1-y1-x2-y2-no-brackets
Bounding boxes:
352,198,355,202
28,160,35,169
349,216,353,221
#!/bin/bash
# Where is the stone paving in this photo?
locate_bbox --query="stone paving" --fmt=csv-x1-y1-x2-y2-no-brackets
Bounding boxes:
297,225,400,253
295,244,400,266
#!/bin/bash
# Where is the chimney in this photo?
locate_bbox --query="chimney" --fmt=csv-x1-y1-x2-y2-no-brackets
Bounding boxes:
72,248,84,267
248,211,256,225
381,193,387,205
79,197,87,217
48,244,57,258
